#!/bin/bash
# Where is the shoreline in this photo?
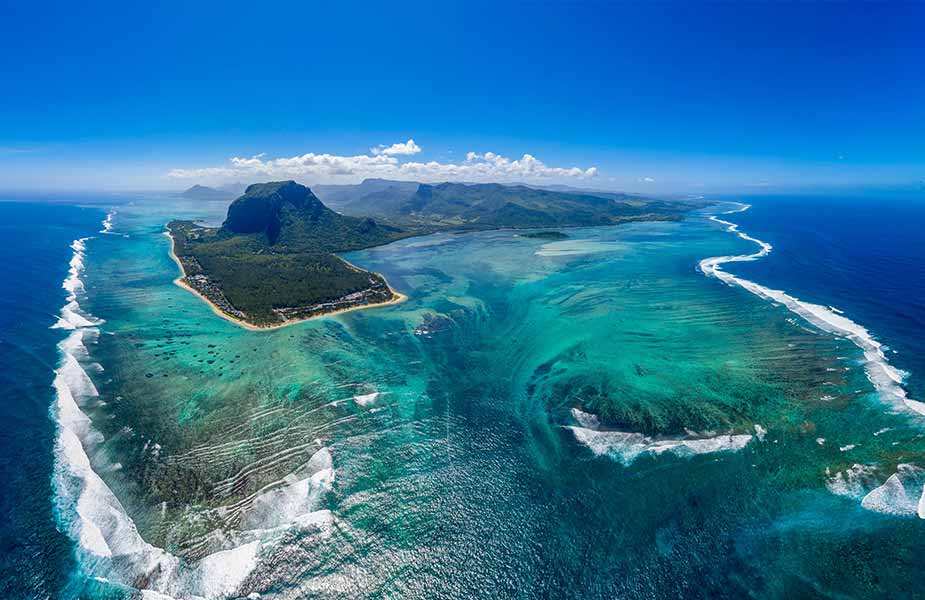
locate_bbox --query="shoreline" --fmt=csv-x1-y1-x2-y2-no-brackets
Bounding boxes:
162,213,683,332
163,231,407,332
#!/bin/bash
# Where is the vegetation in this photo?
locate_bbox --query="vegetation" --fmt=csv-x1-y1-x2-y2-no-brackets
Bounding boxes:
168,181,407,327
313,178,419,215
315,180,699,230
169,179,699,327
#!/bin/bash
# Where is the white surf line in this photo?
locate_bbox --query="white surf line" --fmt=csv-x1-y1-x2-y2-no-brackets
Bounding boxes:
99,209,116,234
699,203,925,417
565,409,753,465
50,214,342,599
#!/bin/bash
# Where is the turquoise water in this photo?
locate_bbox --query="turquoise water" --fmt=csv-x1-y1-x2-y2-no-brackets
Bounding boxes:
15,195,925,598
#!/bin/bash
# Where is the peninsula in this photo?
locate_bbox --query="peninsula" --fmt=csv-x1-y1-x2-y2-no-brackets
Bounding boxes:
167,181,407,328
168,180,698,328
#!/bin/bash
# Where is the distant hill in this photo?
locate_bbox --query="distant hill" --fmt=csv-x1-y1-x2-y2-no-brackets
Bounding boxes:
343,182,694,230
313,178,420,214
217,182,250,196
179,184,237,201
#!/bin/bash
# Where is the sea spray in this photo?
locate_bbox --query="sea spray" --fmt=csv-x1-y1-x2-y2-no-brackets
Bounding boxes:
49,229,177,593
52,238,103,330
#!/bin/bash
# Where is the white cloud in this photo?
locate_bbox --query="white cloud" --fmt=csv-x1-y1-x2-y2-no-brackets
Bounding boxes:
637,176,656,183
167,140,598,184
371,138,422,156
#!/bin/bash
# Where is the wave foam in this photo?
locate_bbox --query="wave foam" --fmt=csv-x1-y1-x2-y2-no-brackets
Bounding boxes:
825,464,881,499
566,407,752,466
353,391,381,406
860,464,925,519
699,203,921,417
52,236,104,330
567,426,751,465
100,210,116,234
571,407,600,430
49,236,338,598
240,448,335,532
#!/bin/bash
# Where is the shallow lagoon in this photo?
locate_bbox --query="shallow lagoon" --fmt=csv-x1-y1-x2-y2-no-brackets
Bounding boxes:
55,196,925,599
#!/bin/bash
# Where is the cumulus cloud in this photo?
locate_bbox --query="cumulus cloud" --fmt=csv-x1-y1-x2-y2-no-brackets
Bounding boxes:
167,140,598,184
371,138,421,156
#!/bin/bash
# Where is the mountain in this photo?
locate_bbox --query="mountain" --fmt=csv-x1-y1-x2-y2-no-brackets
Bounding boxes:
217,181,250,196
167,181,406,327
167,180,699,327
313,180,699,229
179,184,237,201
312,178,420,214
221,180,402,250
347,182,692,229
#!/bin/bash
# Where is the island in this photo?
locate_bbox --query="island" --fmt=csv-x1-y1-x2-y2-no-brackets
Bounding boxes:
178,184,236,201
167,180,699,329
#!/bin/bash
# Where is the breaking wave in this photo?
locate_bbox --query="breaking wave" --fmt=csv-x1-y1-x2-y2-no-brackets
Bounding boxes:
51,239,104,330
99,210,116,234
50,218,334,599
566,409,753,465
826,463,925,519
701,203,925,519
699,204,924,417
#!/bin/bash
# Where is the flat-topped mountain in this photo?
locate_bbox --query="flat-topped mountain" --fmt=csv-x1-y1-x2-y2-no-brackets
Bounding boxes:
221,180,400,250
167,181,405,327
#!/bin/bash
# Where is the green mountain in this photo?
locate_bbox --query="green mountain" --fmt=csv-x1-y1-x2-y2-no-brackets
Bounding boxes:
364,182,691,229
221,180,401,250
313,180,697,230
167,181,405,327
313,178,420,215
167,180,698,327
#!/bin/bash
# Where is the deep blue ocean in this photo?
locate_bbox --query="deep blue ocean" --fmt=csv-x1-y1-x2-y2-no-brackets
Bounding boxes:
0,201,106,598
1,193,923,598
727,195,925,400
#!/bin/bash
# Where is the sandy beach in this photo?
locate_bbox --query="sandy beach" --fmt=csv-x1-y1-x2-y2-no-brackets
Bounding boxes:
164,231,407,331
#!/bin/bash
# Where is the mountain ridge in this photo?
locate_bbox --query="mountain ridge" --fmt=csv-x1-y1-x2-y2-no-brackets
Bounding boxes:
167,179,699,327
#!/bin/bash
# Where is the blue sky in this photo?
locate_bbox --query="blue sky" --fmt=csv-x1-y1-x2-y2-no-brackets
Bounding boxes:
1,1,923,192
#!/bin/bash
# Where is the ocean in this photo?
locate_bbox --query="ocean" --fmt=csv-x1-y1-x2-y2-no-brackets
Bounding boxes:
1,192,923,599
0,201,106,598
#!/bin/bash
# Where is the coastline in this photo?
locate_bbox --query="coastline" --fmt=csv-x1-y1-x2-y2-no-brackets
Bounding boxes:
163,231,407,331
